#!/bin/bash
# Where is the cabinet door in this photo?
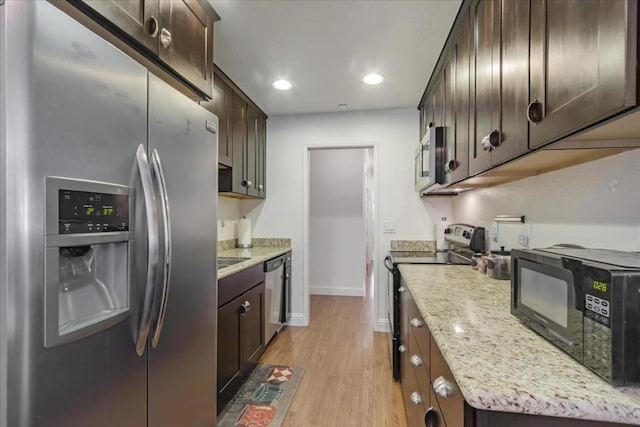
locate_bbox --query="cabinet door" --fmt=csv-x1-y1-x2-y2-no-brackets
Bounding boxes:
451,11,471,183
72,0,159,53
202,75,233,167
529,0,635,149
217,298,242,395
433,75,445,129
470,0,500,175
246,105,260,198
492,0,529,166
256,115,267,199
240,283,265,365
158,0,214,98
231,92,248,194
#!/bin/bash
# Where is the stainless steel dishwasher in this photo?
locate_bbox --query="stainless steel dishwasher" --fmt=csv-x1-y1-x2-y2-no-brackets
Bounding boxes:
264,255,285,344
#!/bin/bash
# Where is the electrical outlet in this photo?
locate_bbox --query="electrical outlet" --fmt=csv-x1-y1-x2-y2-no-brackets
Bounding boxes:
383,221,396,234
518,223,531,247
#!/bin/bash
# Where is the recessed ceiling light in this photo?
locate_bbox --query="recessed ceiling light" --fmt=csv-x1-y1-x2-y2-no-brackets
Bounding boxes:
272,79,292,90
363,73,384,85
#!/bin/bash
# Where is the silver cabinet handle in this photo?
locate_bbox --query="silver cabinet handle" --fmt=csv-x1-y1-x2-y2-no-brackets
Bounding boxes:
240,301,251,314
410,354,423,367
410,391,422,405
150,149,172,349
160,28,172,48
410,317,423,328
398,286,406,293
398,344,407,353
147,16,159,37
433,376,455,398
134,144,160,357
242,179,253,188
258,184,264,191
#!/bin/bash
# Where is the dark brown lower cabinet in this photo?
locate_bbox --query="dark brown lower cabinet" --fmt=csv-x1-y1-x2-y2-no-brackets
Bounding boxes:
217,282,265,413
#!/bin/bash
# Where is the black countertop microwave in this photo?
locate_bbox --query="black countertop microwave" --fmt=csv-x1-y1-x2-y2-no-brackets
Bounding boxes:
511,248,640,386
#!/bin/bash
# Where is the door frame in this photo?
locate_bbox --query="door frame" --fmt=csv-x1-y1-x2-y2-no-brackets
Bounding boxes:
301,142,379,327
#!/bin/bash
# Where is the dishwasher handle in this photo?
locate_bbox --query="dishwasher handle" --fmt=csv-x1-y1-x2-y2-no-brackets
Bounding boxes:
264,256,284,272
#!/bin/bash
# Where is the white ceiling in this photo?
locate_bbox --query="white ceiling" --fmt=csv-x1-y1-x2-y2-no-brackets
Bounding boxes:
209,0,462,116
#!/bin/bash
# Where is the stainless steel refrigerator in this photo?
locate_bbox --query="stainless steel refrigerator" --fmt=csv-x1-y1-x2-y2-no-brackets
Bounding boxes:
0,1,218,425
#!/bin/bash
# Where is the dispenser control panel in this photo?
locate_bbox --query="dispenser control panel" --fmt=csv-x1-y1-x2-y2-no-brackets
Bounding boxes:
58,189,129,234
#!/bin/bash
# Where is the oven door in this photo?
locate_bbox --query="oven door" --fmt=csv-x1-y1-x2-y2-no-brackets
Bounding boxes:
512,257,584,360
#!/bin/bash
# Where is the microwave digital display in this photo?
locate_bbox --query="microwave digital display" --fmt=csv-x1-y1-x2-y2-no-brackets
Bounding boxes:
520,267,569,328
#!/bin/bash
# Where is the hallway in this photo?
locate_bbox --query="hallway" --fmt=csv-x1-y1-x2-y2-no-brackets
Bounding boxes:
259,292,407,427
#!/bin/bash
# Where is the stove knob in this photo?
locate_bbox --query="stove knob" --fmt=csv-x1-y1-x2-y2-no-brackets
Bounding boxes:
444,228,452,234
463,231,470,239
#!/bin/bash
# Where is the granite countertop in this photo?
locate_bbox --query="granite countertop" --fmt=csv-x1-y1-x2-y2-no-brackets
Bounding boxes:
398,264,640,425
217,246,291,280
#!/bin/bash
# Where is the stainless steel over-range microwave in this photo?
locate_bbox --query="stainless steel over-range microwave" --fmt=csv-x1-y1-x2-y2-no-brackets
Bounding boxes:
415,126,446,193
511,248,640,386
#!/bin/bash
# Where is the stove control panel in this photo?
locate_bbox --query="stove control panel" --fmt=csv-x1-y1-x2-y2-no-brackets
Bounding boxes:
444,224,486,252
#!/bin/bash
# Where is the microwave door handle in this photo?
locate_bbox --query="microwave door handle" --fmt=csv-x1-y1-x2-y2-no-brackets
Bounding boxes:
133,144,161,357
562,257,586,311
150,149,172,349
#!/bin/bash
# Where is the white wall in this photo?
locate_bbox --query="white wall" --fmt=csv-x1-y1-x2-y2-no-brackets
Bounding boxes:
309,148,366,296
217,197,241,241
242,108,452,328
452,150,640,251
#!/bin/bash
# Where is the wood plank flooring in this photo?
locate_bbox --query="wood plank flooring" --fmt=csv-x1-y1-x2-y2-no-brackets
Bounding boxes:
259,294,407,427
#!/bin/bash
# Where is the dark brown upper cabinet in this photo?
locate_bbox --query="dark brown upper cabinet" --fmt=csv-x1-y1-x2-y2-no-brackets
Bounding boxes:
528,0,637,149
72,0,159,52
201,69,233,167
209,67,268,199
446,10,471,184
69,0,218,99
470,0,529,176
231,92,249,195
157,0,214,99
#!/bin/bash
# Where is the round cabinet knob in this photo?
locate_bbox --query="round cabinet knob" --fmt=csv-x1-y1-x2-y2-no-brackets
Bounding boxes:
242,180,253,188
433,376,455,398
240,301,251,314
398,286,406,293
481,130,502,151
424,408,440,427
410,318,423,328
527,99,543,124
410,354,423,367
399,345,407,353
160,28,172,48
410,391,423,405
258,184,264,191
147,16,159,37
445,159,458,173
286,273,291,279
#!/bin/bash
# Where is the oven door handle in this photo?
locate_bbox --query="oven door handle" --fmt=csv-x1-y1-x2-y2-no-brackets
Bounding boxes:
384,255,394,273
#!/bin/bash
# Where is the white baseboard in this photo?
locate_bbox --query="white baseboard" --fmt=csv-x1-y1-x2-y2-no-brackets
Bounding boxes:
374,318,391,333
287,313,308,327
309,286,364,297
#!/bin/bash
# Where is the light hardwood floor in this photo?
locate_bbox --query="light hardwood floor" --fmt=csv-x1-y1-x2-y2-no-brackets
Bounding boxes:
259,289,407,427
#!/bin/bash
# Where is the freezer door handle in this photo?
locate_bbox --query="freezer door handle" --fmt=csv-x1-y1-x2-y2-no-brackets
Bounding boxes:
151,149,172,348
134,144,161,356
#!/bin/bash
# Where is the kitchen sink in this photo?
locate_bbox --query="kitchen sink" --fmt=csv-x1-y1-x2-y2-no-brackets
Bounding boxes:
217,257,250,269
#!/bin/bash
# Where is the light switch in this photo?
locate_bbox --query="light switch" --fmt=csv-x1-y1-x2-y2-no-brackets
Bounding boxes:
383,221,396,234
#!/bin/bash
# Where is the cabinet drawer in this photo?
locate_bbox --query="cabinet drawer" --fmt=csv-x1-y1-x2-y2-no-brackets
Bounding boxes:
430,335,465,427
407,292,430,361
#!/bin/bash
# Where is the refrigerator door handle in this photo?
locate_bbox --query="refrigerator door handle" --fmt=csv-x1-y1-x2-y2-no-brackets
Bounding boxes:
134,144,161,356
150,149,172,348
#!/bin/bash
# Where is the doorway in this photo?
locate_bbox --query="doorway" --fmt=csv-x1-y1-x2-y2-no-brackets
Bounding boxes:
307,147,375,297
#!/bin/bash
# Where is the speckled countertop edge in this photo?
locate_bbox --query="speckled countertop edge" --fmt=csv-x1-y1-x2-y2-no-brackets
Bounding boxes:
398,264,640,425
217,246,291,280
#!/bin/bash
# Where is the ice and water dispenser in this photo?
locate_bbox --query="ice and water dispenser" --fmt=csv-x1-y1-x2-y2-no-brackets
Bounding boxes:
44,177,132,347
